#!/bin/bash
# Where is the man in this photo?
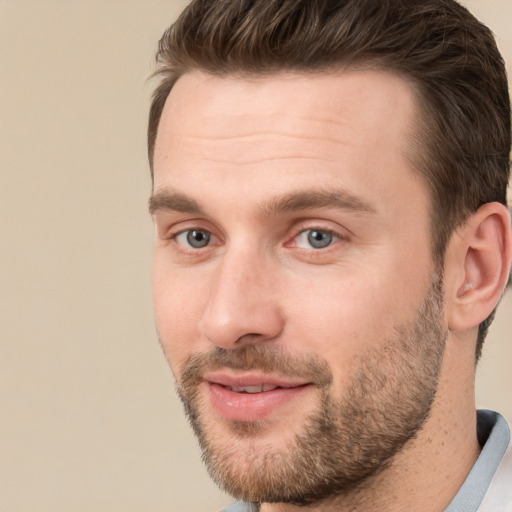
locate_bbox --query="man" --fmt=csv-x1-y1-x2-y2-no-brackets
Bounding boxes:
148,1,512,510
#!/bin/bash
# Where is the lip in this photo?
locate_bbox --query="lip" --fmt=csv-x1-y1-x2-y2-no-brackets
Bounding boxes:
204,371,313,422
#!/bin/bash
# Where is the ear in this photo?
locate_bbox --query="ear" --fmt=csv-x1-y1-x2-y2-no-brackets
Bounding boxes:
445,202,512,332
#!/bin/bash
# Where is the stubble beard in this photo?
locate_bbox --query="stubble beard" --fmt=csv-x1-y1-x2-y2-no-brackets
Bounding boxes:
175,274,447,506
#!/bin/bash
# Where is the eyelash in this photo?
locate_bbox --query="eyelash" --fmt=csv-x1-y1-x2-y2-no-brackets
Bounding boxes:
168,225,346,252
174,228,218,250
291,228,343,250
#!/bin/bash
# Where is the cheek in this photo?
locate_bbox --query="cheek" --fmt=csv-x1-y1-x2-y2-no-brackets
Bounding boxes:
286,282,383,361
283,270,421,386
287,268,392,331
152,261,207,375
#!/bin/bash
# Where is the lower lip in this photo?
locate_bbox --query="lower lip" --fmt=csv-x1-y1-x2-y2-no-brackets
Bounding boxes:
207,382,311,422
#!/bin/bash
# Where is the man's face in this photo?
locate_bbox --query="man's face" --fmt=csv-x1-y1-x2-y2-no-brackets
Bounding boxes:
151,70,447,503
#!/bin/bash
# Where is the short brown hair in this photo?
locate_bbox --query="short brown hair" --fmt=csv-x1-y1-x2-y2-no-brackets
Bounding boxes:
148,0,511,358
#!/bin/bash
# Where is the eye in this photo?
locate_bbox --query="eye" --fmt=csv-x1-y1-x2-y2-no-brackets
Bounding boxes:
175,229,212,249
295,229,340,249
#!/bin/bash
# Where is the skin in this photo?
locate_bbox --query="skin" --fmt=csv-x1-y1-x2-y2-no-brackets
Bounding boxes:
151,70,498,511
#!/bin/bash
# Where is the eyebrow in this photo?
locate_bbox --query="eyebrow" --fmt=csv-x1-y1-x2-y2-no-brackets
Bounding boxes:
149,188,376,217
261,189,376,216
149,191,205,215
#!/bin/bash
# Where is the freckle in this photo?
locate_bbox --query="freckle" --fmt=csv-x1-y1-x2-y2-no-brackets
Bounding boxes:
427,437,433,444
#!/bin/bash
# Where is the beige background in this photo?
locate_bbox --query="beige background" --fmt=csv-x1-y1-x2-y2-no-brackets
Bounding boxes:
0,1,510,511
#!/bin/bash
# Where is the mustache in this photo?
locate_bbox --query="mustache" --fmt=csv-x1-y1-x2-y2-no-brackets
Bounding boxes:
179,345,333,388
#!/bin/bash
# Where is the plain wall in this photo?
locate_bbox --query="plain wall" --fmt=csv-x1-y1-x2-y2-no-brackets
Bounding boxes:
0,1,510,511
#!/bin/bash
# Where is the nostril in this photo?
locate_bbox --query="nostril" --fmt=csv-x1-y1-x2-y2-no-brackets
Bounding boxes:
233,332,269,345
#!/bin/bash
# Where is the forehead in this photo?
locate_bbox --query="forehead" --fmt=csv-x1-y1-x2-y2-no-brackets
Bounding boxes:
155,69,418,161
152,69,426,219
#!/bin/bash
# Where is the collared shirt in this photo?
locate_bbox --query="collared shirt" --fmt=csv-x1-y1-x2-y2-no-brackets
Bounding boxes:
220,410,512,512
447,410,512,511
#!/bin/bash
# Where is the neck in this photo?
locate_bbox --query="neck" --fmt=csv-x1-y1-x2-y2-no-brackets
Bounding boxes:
261,337,480,512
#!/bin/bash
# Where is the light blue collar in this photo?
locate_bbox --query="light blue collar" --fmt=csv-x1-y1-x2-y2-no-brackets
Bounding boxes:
445,410,510,511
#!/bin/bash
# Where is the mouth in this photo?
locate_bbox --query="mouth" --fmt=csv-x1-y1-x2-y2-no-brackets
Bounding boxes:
204,372,312,422
220,383,300,393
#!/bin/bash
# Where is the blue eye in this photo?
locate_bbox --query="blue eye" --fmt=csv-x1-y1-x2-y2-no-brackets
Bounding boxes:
296,229,339,249
176,229,211,248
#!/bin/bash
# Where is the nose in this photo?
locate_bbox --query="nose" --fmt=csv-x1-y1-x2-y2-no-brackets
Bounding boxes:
198,248,285,349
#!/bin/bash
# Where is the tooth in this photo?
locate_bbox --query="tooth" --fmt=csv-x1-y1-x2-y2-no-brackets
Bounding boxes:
229,385,262,393
243,386,264,393
228,384,280,393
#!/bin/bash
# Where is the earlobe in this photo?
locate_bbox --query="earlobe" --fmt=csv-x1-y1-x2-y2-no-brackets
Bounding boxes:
447,202,512,332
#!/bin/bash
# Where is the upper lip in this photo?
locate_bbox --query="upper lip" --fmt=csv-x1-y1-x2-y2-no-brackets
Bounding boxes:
204,371,311,389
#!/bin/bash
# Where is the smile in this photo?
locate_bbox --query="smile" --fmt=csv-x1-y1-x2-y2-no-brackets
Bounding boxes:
224,384,294,393
204,372,312,422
